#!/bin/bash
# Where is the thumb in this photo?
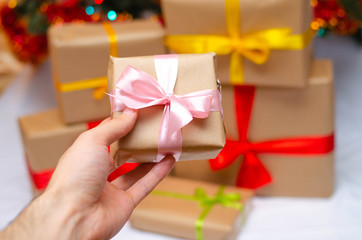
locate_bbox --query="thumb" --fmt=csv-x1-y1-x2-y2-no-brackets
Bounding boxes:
88,109,138,146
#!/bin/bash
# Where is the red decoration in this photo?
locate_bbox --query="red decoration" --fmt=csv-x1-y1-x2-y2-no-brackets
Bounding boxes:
44,3,93,23
209,86,335,189
0,1,96,64
107,163,140,182
26,156,55,191
312,0,361,36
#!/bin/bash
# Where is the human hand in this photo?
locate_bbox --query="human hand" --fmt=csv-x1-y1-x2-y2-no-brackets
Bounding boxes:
0,110,175,240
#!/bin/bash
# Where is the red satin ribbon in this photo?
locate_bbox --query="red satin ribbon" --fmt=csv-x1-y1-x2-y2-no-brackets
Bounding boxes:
26,159,54,191
209,86,334,189
28,120,139,191
107,163,140,182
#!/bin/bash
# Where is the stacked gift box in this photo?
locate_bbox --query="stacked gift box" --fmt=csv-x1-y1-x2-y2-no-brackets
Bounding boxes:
162,0,335,199
19,19,167,195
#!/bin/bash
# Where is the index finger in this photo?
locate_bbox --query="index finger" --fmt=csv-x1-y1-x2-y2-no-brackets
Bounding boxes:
126,155,175,206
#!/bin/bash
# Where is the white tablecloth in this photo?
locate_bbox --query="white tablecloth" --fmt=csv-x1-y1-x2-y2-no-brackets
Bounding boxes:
1,35,362,240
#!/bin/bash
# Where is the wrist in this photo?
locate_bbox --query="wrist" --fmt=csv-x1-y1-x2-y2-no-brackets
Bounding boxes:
1,190,83,240
35,190,84,239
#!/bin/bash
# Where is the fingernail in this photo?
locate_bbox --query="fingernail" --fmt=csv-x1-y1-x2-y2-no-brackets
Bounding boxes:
163,155,176,163
123,108,136,115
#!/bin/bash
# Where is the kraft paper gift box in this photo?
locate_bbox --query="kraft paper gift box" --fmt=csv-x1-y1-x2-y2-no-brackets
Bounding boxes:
173,59,335,198
48,19,166,124
108,53,225,164
162,0,314,87
18,109,98,195
130,176,253,240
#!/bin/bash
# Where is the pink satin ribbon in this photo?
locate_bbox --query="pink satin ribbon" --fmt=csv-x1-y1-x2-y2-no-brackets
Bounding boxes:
109,55,222,161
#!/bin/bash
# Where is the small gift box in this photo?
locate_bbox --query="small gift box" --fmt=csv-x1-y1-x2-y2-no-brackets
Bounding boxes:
162,0,314,87
130,176,253,240
108,53,225,164
48,19,166,124
174,59,335,197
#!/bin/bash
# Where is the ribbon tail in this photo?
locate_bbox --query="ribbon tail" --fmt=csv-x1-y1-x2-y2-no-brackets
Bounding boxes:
107,163,140,182
93,86,107,100
209,140,240,170
156,104,183,162
156,128,182,162
230,52,244,85
236,152,272,189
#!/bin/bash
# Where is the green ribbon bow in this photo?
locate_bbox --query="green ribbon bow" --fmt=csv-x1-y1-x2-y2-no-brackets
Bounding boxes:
152,185,243,240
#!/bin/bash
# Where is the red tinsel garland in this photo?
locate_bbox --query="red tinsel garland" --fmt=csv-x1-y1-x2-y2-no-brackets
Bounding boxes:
0,1,97,63
312,0,361,36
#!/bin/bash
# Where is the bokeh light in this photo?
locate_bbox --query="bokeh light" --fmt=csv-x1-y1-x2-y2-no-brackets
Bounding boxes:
8,0,17,9
85,6,95,15
107,10,117,21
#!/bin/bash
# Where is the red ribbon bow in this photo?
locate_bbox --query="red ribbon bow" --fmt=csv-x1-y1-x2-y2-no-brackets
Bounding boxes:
209,86,334,189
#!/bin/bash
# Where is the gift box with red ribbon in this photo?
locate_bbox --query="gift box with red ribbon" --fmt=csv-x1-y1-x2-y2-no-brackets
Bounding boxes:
174,59,335,197
48,20,166,124
19,109,139,196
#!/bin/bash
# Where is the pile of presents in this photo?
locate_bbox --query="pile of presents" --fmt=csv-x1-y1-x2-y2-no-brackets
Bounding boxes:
18,0,335,239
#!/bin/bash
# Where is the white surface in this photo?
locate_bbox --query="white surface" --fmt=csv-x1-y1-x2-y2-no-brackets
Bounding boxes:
0,35,362,240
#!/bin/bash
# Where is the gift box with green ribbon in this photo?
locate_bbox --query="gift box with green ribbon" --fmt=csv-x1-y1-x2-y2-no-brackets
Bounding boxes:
48,20,166,124
130,176,253,240
162,0,314,87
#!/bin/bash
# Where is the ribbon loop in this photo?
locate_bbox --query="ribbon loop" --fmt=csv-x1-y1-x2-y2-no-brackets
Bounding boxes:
194,187,242,209
109,55,222,162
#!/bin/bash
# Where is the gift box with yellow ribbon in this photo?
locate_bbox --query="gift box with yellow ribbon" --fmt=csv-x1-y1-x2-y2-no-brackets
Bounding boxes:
162,0,314,87
48,19,166,124
130,176,253,240
108,53,225,164
173,59,335,198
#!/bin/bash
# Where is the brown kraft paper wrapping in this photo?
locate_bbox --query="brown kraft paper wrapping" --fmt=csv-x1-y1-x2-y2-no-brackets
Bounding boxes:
108,53,225,164
130,176,253,240
18,109,87,195
162,0,313,87
48,20,166,124
174,59,335,198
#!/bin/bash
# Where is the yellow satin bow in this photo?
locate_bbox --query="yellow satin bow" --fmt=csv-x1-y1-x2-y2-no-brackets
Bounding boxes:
55,22,117,100
165,0,314,85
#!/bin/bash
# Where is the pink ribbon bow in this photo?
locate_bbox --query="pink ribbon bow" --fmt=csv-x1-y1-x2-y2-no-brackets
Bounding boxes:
109,55,222,162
